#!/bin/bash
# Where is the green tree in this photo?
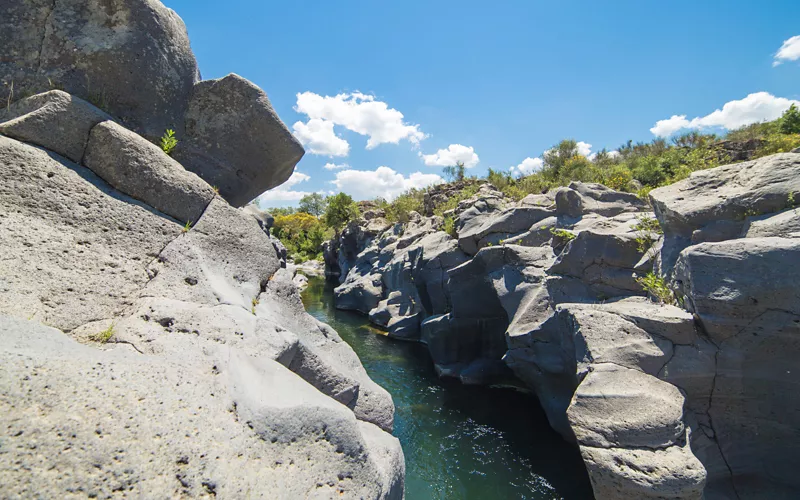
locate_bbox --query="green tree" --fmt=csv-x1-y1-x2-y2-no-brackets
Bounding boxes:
323,193,360,232
780,104,800,134
442,161,466,182
298,193,328,216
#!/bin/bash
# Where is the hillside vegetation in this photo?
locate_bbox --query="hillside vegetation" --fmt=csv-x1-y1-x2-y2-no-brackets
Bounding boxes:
264,108,800,262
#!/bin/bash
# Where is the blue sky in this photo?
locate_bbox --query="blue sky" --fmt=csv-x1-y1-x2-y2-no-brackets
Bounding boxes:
163,0,800,206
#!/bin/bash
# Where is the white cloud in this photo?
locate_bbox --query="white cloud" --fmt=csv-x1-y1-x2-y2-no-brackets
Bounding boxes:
331,166,443,201
774,35,800,66
323,162,349,170
510,157,544,176
292,119,350,157
650,92,800,137
650,115,692,137
576,141,592,157
256,171,312,204
294,91,426,151
420,144,480,168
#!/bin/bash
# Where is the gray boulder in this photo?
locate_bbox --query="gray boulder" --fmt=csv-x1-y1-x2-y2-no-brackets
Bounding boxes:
174,74,305,207
568,364,706,500
0,315,404,499
84,120,216,224
1,0,199,139
0,135,182,331
0,90,113,162
458,205,554,255
579,439,706,500
548,229,647,296
741,207,800,238
673,236,800,496
650,154,800,238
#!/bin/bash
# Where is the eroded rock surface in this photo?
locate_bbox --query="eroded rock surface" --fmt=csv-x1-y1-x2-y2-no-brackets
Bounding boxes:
329,152,800,499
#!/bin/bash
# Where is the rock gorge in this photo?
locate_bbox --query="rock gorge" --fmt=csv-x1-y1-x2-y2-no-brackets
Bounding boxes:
1,0,798,499
328,158,800,499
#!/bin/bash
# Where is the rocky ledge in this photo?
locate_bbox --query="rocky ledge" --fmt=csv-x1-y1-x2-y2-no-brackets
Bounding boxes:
328,155,800,499
0,1,402,498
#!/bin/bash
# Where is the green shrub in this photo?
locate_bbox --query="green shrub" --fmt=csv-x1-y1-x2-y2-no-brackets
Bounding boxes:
298,193,328,217
386,189,425,223
636,272,675,305
443,215,457,238
160,129,178,155
633,214,662,254
324,193,360,231
550,227,576,241
433,184,481,216
780,104,800,134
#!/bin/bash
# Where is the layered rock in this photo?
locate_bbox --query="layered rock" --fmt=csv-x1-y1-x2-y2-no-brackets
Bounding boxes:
329,154,800,499
0,2,404,495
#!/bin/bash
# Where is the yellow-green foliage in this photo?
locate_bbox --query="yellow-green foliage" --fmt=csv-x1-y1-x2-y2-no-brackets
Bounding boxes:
550,227,576,241
633,214,663,253
636,272,675,305
90,323,115,343
386,189,425,223
160,129,178,155
272,212,332,263
432,184,481,216
443,215,457,238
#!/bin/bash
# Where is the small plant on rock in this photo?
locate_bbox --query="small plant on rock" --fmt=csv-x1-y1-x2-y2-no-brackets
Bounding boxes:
182,220,192,233
636,272,675,305
633,214,663,254
160,129,178,155
550,227,576,241
90,323,116,344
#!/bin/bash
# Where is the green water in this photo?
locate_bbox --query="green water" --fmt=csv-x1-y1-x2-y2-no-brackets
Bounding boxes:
301,277,594,500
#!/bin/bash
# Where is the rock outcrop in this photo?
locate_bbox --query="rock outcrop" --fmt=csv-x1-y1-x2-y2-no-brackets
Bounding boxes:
329,158,800,498
0,0,303,207
0,1,402,497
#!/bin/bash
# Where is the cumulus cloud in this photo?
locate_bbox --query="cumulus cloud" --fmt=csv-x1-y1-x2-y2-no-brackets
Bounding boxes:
294,91,426,151
331,166,443,201
510,157,544,176
323,162,349,170
420,144,480,168
256,171,312,204
292,118,349,157
650,92,800,137
576,141,592,157
774,35,800,66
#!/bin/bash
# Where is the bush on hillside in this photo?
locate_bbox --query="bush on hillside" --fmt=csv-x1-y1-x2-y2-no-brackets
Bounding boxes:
324,192,360,231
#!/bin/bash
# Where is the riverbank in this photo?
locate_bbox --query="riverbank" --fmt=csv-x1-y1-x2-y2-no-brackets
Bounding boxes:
302,276,593,500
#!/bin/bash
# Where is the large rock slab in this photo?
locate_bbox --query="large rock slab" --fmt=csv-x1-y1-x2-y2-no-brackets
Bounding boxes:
0,315,404,499
457,205,554,255
0,90,113,163
568,363,687,449
650,153,800,239
1,0,199,139
174,74,305,207
558,306,674,377
0,135,182,331
84,120,216,224
579,440,706,500
548,229,646,296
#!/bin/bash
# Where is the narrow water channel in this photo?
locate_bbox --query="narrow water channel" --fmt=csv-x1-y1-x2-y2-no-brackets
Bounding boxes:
301,277,594,500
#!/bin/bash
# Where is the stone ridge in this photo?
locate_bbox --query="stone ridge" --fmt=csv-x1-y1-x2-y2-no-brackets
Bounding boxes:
327,152,800,499
0,0,403,497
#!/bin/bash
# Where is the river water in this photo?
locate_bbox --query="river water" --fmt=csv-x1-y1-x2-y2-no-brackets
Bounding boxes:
301,277,594,500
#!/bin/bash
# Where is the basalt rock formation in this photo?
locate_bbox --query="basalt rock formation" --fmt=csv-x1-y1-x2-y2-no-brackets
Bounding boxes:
328,154,800,499
0,0,304,206
0,1,402,498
